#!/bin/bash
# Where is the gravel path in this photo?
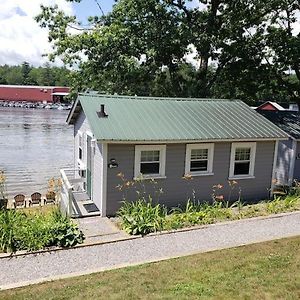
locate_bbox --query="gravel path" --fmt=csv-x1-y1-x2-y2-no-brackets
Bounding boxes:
1,212,300,290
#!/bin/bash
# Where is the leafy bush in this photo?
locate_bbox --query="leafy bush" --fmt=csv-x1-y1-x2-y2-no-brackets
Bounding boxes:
49,209,84,247
163,201,233,230
117,197,166,235
117,194,300,236
266,195,300,214
0,208,84,253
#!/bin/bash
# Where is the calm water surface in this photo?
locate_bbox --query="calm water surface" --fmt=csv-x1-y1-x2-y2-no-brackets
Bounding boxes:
0,107,73,197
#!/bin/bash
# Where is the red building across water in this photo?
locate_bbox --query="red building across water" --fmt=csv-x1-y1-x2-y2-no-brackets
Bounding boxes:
0,85,70,103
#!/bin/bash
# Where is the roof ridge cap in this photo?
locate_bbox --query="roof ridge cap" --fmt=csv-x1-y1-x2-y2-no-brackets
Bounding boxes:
78,93,240,102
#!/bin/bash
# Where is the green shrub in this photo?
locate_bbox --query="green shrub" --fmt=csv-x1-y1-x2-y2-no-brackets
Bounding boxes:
117,197,166,235
265,196,300,215
164,211,213,230
0,209,20,252
283,195,300,209
0,208,84,253
48,210,84,247
117,194,300,236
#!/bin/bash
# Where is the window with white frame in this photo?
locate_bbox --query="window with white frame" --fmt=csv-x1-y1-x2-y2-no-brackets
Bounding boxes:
229,142,256,178
185,144,214,175
134,145,166,179
78,131,83,161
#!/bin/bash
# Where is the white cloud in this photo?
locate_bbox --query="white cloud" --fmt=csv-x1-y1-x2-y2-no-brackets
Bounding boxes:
0,1,74,66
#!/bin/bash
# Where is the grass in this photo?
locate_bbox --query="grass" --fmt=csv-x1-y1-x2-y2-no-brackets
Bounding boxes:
1,236,300,299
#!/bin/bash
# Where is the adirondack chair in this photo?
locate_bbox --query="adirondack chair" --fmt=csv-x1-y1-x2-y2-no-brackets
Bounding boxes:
30,192,41,206
14,194,26,208
44,191,56,205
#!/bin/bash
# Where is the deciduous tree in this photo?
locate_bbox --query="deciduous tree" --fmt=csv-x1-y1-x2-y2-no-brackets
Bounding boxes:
35,0,300,105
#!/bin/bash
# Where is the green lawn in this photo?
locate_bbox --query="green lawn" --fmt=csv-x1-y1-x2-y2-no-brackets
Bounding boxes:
1,236,300,300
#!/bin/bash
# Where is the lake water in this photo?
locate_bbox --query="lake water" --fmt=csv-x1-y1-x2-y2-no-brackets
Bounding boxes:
0,107,74,197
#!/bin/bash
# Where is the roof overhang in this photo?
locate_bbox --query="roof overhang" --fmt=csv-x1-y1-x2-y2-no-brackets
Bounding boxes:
96,137,288,144
256,101,285,111
67,98,81,125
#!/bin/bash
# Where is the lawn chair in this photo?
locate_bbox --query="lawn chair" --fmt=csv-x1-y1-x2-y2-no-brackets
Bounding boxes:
44,191,56,205
14,194,26,208
30,192,41,206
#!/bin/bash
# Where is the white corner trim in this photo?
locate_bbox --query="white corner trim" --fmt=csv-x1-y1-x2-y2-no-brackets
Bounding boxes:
185,143,214,175
134,145,166,179
271,140,279,196
229,142,257,178
101,143,108,217
288,139,297,186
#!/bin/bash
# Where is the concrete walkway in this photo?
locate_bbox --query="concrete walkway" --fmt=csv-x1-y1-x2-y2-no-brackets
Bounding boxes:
1,211,300,290
75,217,128,244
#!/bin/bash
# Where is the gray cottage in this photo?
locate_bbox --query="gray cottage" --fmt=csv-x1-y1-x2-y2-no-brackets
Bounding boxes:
257,110,300,186
61,94,287,217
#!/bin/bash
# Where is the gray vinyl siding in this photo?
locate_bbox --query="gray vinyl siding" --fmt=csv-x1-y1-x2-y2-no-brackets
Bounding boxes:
93,142,103,210
106,141,275,216
275,139,293,185
293,142,300,180
74,111,103,211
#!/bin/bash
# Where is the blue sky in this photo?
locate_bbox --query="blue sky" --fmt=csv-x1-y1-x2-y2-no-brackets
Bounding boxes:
73,0,201,23
0,0,201,66
73,0,115,23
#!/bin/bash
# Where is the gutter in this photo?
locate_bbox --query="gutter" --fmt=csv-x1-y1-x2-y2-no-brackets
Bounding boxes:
97,137,288,144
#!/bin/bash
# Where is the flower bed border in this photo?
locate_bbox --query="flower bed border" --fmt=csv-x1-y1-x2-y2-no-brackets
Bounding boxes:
1,210,299,259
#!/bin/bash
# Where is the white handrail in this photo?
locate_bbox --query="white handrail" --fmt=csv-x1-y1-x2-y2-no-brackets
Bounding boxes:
60,168,86,217
60,169,72,190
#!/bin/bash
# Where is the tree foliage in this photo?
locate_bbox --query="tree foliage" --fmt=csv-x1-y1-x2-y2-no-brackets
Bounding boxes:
0,62,71,87
36,0,300,105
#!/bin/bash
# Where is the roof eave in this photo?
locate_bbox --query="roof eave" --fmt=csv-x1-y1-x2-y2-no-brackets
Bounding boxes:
96,137,288,144
66,98,81,125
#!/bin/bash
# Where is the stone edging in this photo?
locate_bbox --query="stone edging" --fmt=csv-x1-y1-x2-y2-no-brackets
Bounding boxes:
0,210,299,260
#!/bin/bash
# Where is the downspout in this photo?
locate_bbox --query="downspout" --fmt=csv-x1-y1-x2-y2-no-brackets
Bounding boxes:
270,140,279,198
288,138,297,186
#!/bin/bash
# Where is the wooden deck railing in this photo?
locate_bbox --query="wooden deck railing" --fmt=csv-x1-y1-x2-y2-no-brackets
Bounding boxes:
60,168,86,217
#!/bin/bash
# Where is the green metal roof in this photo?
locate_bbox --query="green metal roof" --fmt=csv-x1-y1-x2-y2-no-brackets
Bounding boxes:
68,94,288,142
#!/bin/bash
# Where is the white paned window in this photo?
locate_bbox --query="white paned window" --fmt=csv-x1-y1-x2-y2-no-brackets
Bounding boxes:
185,144,214,176
78,131,83,161
134,145,166,179
229,142,256,179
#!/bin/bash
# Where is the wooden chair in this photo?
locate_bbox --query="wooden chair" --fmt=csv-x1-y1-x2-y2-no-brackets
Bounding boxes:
14,194,26,208
30,192,41,206
44,191,56,205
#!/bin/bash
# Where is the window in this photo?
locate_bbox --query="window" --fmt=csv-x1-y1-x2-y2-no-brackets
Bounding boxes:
185,144,214,176
229,142,256,179
134,145,166,179
78,131,83,160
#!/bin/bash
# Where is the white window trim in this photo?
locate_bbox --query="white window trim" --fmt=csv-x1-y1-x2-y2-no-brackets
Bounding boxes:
185,143,214,176
134,145,166,179
229,142,256,179
78,130,85,166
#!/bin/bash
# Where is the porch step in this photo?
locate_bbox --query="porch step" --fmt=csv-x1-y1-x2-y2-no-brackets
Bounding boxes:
72,199,101,218
73,192,90,202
